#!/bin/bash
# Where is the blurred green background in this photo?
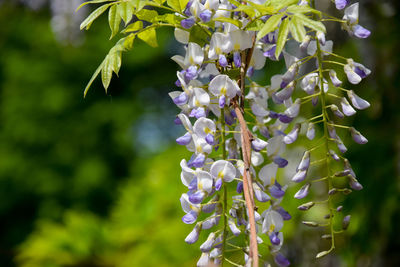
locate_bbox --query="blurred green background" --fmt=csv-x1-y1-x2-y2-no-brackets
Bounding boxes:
0,0,399,266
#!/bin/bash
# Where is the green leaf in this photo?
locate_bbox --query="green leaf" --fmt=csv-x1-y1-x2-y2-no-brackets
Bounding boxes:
270,0,298,11
76,0,115,12
275,18,290,58
167,0,188,12
123,21,143,33
138,27,158,47
246,19,263,31
131,0,147,12
287,4,321,16
213,17,242,28
101,55,113,91
233,5,256,18
289,16,306,43
117,1,134,25
108,5,121,39
294,13,326,33
136,9,158,23
123,34,136,50
247,2,274,14
256,13,283,41
188,25,209,47
109,49,122,76
80,3,114,30
84,59,105,97
155,13,181,25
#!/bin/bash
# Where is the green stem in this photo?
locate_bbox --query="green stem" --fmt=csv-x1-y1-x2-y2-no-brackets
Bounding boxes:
221,108,228,266
316,37,336,252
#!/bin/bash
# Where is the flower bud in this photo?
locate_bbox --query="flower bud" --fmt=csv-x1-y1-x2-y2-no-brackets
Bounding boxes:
274,253,290,267
347,90,370,110
275,82,294,101
349,127,368,144
334,170,351,177
283,123,301,144
298,201,315,211
340,97,356,116
317,31,326,45
294,183,311,199
328,188,338,195
297,151,310,171
292,169,307,183
348,175,363,190
329,150,340,161
302,221,319,227
228,219,241,236
342,215,351,230
185,223,202,244
329,69,342,87
330,104,344,118
306,123,315,140
273,156,289,168
300,35,311,51
284,99,301,118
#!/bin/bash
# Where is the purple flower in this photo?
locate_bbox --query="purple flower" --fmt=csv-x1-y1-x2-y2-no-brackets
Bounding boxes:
218,54,228,67
181,17,195,29
353,24,371,38
294,183,311,199
347,90,370,110
283,124,300,144
269,232,281,245
188,153,206,168
306,123,315,140
236,181,243,193
330,104,345,118
350,127,368,144
205,133,215,145
184,65,198,81
297,151,310,171
263,45,277,60
251,138,268,152
278,114,293,123
233,51,241,68
335,0,349,10
176,132,192,145
199,10,212,22
275,82,294,102
274,156,288,168
292,169,307,183
246,66,254,77
215,178,222,191
349,175,363,190
276,207,291,220
185,223,201,244
254,184,271,202
174,116,182,125
274,253,290,267
173,92,188,105
218,95,226,108
182,210,198,224
189,190,206,204
269,182,285,198
341,97,356,116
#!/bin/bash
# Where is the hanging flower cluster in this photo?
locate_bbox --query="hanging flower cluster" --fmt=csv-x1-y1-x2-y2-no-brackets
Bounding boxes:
79,0,371,266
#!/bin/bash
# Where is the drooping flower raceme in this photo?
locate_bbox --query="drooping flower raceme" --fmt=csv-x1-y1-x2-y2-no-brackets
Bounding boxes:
80,0,372,265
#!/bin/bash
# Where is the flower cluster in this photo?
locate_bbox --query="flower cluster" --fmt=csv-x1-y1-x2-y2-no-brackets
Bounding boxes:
79,0,371,265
